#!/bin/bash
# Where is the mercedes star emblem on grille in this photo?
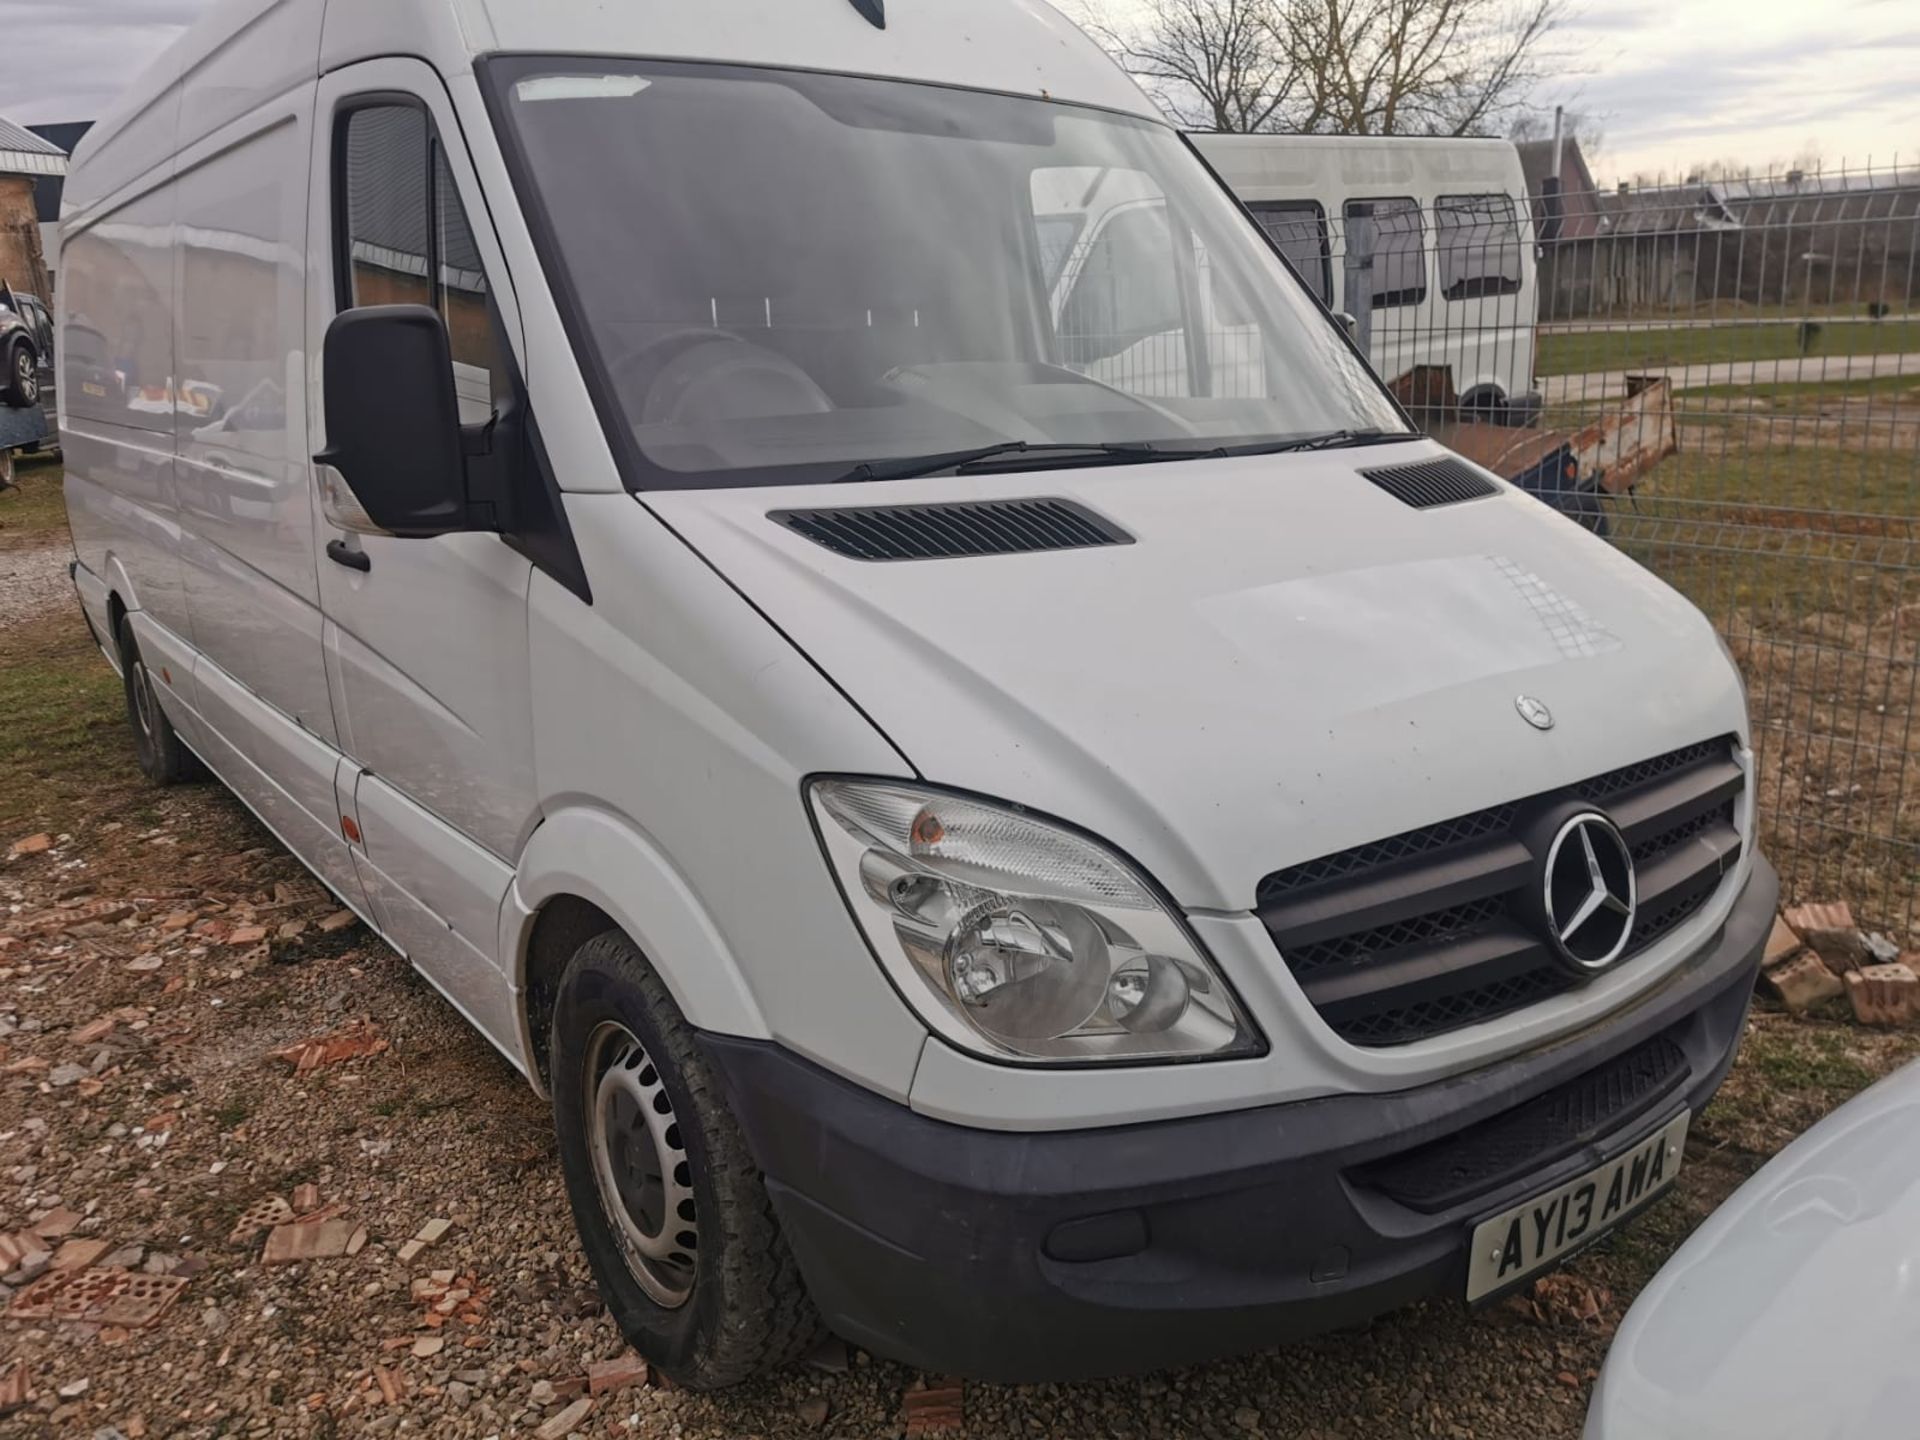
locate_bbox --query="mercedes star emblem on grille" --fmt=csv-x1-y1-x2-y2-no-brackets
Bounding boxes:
1543,813,1637,972
1515,695,1554,730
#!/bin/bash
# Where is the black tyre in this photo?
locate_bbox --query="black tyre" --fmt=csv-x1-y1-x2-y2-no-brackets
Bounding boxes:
116,614,203,785
4,342,37,408
551,931,822,1390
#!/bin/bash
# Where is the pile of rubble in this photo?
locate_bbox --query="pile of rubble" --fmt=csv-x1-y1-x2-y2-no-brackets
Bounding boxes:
1760,900,1920,1026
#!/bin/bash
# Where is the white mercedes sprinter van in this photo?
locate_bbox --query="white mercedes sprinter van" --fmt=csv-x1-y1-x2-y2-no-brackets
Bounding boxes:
60,0,1772,1389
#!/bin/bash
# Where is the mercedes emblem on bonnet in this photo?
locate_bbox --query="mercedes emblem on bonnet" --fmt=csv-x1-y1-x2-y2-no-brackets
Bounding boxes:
1543,813,1638,973
1515,695,1554,730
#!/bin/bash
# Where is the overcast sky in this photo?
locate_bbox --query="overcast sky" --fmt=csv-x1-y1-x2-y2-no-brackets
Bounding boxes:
2,0,1915,181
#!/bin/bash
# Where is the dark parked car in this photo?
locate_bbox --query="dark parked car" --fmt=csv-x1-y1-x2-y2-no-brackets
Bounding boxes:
1,281,53,410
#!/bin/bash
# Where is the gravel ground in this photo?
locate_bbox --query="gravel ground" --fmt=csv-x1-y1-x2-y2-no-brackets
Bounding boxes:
0,547,75,630
3,550,1915,1438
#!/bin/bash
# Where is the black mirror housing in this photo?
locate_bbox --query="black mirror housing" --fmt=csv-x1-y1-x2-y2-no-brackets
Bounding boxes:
314,305,475,538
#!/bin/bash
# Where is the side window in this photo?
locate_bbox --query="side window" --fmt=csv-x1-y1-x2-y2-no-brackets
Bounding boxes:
1434,194,1524,300
1346,197,1426,309
338,102,502,422
1248,201,1332,306
341,106,432,310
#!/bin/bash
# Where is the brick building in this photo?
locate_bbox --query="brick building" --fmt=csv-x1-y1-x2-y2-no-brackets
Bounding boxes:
0,116,66,301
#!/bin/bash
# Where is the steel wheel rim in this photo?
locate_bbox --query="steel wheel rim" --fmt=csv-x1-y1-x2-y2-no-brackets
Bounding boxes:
584,1020,698,1308
130,658,159,741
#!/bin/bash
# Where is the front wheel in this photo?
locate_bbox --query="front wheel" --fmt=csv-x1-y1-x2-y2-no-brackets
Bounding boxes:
4,344,37,408
550,931,822,1390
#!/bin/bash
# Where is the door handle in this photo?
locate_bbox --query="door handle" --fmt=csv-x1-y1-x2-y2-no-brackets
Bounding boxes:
326,539,371,573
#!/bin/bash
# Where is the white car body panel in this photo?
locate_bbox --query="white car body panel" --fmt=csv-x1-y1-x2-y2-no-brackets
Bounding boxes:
649,453,1745,910
1586,1061,1920,1440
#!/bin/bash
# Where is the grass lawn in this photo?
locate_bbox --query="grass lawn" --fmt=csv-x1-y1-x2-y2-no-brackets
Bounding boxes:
0,610,135,835
1610,446,1920,615
1538,318,1920,377
1674,373,1920,406
0,452,71,550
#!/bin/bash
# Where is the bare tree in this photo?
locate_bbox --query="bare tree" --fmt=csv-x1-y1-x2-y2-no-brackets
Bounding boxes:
1077,0,1564,137
1076,0,1304,133
1281,0,1562,135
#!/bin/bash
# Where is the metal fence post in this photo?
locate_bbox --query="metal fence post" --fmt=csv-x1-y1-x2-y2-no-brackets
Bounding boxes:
1344,201,1375,359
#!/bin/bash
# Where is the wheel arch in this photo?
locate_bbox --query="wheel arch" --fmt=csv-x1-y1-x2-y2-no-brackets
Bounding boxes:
506,805,772,1093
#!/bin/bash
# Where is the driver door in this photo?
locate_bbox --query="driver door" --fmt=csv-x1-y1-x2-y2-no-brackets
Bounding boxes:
307,59,535,1045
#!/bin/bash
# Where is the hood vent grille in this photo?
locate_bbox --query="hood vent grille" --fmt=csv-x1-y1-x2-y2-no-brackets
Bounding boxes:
1362,457,1500,510
771,498,1132,561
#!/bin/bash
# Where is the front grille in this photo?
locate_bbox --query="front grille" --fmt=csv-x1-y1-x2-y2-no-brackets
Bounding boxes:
1355,1032,1691,1212
1258,737,1744,1048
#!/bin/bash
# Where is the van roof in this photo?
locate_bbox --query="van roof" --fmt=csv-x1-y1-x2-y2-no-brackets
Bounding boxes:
69,0,1157,216
1190,132,1524,195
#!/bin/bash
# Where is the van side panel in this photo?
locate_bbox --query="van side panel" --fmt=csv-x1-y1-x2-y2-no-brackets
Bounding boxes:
170,105,338,746
520,500,927,1102
61,182,193,645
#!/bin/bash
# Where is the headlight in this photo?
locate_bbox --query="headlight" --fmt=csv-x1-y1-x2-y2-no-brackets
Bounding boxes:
809,779,1262,1064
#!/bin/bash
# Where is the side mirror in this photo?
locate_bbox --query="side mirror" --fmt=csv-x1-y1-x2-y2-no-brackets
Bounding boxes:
313,305,476,538
1333,310,1359,342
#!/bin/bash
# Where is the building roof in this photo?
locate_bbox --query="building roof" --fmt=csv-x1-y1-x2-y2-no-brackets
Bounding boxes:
1514,137,1603,242
0,116,68,179
25,122,91,225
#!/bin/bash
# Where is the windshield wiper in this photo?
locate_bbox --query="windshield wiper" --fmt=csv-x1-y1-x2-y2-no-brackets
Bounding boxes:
833,441,1186,484
1220,429,1421,457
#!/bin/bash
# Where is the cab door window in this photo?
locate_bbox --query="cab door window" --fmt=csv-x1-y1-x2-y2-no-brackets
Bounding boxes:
337,101,502,422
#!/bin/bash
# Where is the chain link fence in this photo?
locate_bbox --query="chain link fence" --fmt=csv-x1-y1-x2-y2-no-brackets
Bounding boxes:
1274,164,1920,932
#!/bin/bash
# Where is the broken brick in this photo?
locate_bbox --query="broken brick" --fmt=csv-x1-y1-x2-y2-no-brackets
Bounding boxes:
1846,963,1920,1028
262,1219,358,1265
229,1195,295,1245
0,1360,27,1415
271,1018,388,1074
226,925,269,946
1784,901,1870,975
70,1017,117,1046
8,833,53,857
317,910,358,933
51,1237,112,1272
1762,915,1805,970
587,1355,650,1395
1764,951,1846,1014
32,1207,83,1240
537,1398,594,1440
291,1183,321,1214
904,1380,965,1436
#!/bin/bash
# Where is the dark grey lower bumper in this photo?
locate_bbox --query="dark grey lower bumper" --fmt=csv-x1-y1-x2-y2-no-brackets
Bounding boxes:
704,857,1776,1382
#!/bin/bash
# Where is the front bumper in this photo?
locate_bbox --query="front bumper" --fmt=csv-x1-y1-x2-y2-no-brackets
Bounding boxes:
704,856,1776,1383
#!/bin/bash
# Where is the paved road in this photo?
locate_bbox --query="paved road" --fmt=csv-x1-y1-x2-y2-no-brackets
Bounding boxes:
1542,350,1920,403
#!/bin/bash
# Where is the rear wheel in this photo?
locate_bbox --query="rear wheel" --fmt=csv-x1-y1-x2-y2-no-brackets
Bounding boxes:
3,343,37,408
116,614,202,785
551,931,822,1389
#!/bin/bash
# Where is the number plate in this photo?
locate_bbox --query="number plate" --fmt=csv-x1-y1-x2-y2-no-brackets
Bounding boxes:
1465,1110,1689,1303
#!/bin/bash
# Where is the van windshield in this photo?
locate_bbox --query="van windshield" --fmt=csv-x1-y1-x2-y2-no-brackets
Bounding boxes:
485,58,1407,490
